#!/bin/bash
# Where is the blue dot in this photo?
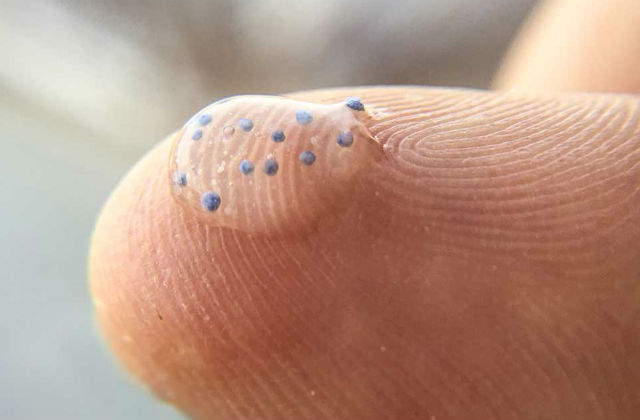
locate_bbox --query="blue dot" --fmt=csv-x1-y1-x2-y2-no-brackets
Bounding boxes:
192,129,203,140
299,151,316,165
198,114,212,126
239,159,254,175
200,191,221,212
295,110,313,125
172,171,187,186
271,129,285,142
345,97,364,111
263,158,279,176
337,131,354,147
238,118,254,132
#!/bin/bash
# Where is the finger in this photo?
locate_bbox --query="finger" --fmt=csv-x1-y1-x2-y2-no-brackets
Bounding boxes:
89,87,640,419
494,0,640,93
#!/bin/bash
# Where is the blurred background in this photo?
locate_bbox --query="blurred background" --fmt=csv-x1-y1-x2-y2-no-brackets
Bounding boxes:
0,0,536,418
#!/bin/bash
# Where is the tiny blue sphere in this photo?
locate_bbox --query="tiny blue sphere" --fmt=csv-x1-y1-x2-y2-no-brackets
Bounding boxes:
239,159,254,175
198,113,212,126
299,151,316,165
263,158,279,176
344,97,365,111
192,129,203,140
200,191,221,212
337,131,354,147
173,171,187,186
295,110,313,125
238,118,254,132
271,129,285,142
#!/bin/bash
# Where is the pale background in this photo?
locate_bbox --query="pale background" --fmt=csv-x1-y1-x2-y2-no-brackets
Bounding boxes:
0,0,535,418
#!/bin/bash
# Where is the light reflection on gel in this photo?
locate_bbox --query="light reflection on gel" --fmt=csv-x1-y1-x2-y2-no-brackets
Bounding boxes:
169,95,381,234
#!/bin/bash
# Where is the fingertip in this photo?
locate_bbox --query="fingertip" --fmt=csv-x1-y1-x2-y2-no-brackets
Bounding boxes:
89,86,640,419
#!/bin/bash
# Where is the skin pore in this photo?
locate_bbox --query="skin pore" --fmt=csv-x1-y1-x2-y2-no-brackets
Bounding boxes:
89,0,640,418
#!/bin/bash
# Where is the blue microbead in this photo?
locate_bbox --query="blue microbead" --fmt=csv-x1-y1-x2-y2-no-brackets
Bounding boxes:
192,129,203,140
344,97,365,111
239,159,254,175
238,118,254,132
198,114,212,126
200,191,221,212
299,151,316,165
263,158,279,176
337,131,354,147
295,110,313,125
173,171,188,186
271,129,285,142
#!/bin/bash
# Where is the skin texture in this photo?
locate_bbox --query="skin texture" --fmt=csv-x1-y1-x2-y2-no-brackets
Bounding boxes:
91,87,640,419
90,1,640,418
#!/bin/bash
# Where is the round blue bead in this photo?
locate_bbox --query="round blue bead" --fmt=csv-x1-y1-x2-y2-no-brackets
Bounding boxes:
239,159,254,175
173,171,187,186
198,114,212,126
295,110,313,125
263,158,279,176
238,118,254,132
337,131,354,147
200,191,221,212
191,129,203,140
271,129,285,142
344,97,365,111
299,151,316,165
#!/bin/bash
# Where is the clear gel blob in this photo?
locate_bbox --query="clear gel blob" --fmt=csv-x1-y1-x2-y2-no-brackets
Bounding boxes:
169,95,381,234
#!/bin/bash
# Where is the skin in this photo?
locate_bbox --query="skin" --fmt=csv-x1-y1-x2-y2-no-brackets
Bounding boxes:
89,0,640,418
494,0,640,94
